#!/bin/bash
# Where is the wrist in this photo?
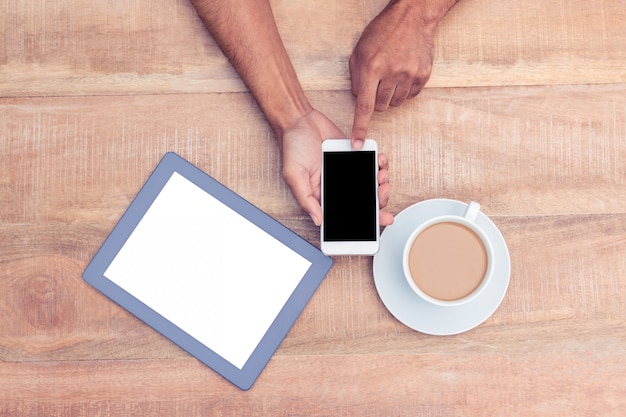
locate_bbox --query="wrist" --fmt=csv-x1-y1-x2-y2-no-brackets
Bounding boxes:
265,90,313,142
245,50,313,143
390,0,458,29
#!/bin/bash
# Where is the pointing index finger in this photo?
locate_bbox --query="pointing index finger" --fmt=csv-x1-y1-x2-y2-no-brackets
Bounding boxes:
350,77,378,150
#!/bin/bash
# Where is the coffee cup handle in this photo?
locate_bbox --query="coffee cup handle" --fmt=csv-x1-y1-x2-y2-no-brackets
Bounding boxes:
463,201,481,222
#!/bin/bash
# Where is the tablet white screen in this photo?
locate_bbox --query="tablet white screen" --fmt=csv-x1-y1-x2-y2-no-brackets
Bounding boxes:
103,172,312,369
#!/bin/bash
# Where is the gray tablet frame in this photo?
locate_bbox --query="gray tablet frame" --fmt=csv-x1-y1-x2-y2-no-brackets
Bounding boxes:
83,152,333,390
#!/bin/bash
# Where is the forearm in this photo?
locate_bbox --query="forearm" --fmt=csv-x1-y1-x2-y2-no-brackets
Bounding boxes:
389,0,459,28
190,0,312,140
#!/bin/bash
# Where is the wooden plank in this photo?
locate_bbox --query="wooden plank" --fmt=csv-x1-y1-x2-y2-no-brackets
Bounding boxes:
371,84,626,216
434,0,626,87
1,0,625,97
2,85,624,222
2,347,625,416
2,213,625,360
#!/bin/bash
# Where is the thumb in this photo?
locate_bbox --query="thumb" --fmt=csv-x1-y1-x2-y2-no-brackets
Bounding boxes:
283,170,323,226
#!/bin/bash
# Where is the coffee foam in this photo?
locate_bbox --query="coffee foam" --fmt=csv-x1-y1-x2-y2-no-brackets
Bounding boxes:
408,222,487,301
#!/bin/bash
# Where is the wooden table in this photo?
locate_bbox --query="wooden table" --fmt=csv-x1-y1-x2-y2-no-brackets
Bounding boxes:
2,0,625,415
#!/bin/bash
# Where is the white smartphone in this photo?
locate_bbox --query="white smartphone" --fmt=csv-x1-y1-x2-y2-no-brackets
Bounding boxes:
321,139,380,256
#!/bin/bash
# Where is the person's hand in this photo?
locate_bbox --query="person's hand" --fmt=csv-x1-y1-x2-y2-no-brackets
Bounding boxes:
279,109,394,226
349,0,449,149
375,152,394,226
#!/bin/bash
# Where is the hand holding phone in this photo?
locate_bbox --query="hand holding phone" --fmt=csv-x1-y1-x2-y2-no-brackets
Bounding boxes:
321,139,380,255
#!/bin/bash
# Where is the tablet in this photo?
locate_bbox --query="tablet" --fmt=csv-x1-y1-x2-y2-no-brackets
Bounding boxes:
83,152,333,390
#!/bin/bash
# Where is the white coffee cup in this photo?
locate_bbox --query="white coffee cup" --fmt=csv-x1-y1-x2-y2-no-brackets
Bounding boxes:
402,201,495,307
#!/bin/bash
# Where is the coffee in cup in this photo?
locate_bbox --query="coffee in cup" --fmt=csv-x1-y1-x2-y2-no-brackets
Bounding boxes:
402,201,494,307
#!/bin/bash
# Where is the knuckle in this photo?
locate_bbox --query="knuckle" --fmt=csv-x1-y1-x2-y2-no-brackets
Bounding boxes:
389,98,404,107
375,103,389,112
356,99,374,115
376,90,391,106
416,63,433,82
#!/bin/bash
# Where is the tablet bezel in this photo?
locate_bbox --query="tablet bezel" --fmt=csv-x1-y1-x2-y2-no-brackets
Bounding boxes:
83,152,333,390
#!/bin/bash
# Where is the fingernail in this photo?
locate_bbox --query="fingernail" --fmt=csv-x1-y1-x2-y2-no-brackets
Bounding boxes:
353,139,364,150
310,213,320,226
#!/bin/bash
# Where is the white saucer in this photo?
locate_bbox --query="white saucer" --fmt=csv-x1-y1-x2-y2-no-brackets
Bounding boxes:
373,199,510,335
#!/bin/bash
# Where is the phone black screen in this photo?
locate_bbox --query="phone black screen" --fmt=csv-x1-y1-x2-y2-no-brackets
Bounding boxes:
323,151,377,241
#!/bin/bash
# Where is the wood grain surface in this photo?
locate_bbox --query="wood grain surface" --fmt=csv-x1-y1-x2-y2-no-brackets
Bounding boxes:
1,0,625,416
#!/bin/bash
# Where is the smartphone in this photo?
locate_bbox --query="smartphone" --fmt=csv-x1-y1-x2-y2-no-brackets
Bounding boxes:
321,139,380,255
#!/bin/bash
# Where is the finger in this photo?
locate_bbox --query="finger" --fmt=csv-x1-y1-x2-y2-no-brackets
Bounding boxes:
297,192,322,226
378,168,389,186
389,81,412,107
374,81,397,112
407,83,423,100
377,152,393,226
283,169,323,226
303,196,323,227
349,54,360,97
378,153,389,171
378,181,390,209
379,209,395,227
351,76,379,150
